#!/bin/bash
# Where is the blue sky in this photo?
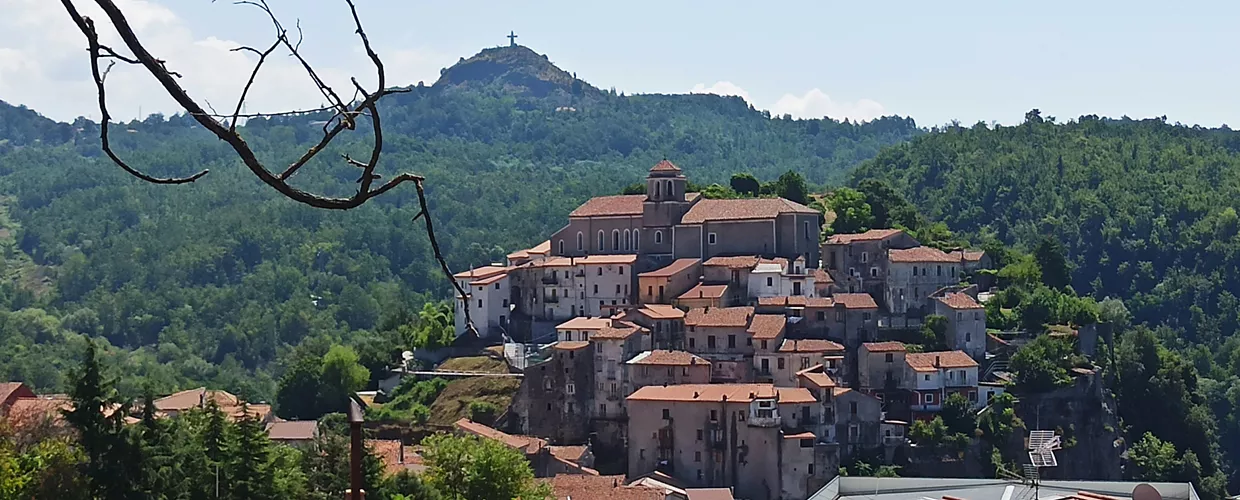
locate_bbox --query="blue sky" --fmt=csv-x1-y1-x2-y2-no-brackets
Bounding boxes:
2,0,1237,126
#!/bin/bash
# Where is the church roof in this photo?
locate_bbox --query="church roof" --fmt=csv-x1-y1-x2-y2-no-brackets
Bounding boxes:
570,195,646,217
680,198,818,224
650,160,682,173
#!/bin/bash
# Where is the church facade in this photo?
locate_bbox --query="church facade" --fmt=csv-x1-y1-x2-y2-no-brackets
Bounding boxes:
548,160,822,271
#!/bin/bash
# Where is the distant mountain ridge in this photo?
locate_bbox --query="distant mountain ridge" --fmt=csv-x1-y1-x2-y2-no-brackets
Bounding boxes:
433,45,602,99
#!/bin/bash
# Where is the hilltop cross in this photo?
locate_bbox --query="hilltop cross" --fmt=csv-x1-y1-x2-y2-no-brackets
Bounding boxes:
507,31,518,47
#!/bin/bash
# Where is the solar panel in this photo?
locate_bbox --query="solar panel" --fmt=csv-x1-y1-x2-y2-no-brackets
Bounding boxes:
1028,430,1061,450
1029,449,1058,468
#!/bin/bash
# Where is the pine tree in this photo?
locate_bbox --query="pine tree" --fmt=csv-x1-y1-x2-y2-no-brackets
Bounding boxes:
230,407,276,500
64,340,141,500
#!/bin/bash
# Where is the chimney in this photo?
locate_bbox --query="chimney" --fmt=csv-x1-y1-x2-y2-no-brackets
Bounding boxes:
935,355,941,368
693,391,700,399
722,395,727,402
690,358,697,365
399,443,405,464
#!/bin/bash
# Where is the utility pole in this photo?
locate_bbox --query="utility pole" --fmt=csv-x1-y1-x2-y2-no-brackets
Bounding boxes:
347,396,365,500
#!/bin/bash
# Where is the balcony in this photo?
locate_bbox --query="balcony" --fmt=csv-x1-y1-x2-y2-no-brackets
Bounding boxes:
542,275,559,285
575,269,586,277
543,294,559,303
748,415,781,428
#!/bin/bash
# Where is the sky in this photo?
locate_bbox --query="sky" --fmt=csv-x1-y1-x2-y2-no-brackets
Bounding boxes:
2,0,1238,127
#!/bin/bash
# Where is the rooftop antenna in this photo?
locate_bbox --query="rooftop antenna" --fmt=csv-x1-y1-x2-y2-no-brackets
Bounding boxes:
1026,429,1061,498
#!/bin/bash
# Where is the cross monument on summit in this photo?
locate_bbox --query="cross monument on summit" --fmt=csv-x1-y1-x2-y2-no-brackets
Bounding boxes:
507,31,518,47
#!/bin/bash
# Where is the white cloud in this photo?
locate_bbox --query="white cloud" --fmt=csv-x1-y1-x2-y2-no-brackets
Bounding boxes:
690,80,886,122
0,0,450,122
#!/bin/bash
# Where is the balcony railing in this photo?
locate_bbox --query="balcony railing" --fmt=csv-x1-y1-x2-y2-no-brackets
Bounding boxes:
748,415,781,428
542,275,559,284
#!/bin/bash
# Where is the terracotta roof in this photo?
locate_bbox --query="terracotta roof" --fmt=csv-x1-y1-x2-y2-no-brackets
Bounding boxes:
266,420,318,441
782,431,816,440
863,341,907,353
681,198,818,224
579,254,638,265
832,293,878,309
746,314,787,339
592,323,644,340
756,296,833,308
557,317,612,330
889,246,960,263
528,240,551,254
639,258,700,277
678,283,728,300
554,341,590,351
937,293,983,309
548,445,589,464
684,306,753,327
703,255,761,269
906,351,979,371
775,387,819,404
812,268,833,284
797,370,837,388
627,384,778,403
536,257,575,267
650,159,683,173
506,249,529,260
453,265,508,280
570,195,647,217
5,396,70,428
627,350,710,366
367,439,409,476
472,272,508,286
154,388,239,412
454,418,545,453
544,474,664,500
826,228,905,245
778,339,844,353
0,382,32,406
687,488,737,500
832,387,853,397
633,304,685,320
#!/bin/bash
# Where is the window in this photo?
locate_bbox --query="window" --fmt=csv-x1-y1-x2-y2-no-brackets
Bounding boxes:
809,463,815,475
924,393,935,404
599,300,605,309
682,367,689,376
710,410,717,421
938,265,943,276
975,311,981,320
708,233,717,245
767,277,774,286
707,336,716,349
662,409,671,419
620,266,625,275
816,311,825,321
863,312,871,321
850,402,857,415
870,267,878,278
567,383,575,394
861,252,868,263
558,239,564,254
800,357,811,369
966,332,972,342
594,284,599,294
728,335,736,348
597,268,603,276
913,267,918,276
689,338,696,348
655,230,663,244
624,229,631,251
924,374,931,381
647,286,653,297
640,449,645,459
958,312,963,320
848,267,856,277
804,221,810,239
577,232,584,251
836,311,844,321
612,230,620,250
885,353,894,363
801,438,813,448
598,230,604,250
666,180,673,196
599,404,606,415
695,451,702,462
951,267,956,277
778,358,786,370
747,338,752,347
616,284,622,294
969,392,978,402
547,403,552,411
543,379,552,390
761,340,768,350
477,299,483,308
502,299,508,307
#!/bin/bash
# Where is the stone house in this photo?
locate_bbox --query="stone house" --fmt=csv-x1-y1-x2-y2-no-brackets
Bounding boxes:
579,254,638,317
677,283,730,309
515,341,595,444
822,229,919,296
556,316,613,342
625,384,829,500
453,265,511,338
619,304,687,351
904,351,980,418
684,307,757,383
627,350,712,391
812,268,834,297
857,342,907,393
933,293,987,360
754,294,877,346
884,247,963,316
506,240,551,267
639,258,702,305
831,388,884,457
772,339,846,388
592,322,648,421
749,314,789,383
702,256,760,306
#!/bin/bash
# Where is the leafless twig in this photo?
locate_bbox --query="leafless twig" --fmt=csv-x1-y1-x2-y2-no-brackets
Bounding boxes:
58,0,474,334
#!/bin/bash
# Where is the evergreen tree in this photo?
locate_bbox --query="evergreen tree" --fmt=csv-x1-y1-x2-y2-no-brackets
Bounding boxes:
1034,237,1072,290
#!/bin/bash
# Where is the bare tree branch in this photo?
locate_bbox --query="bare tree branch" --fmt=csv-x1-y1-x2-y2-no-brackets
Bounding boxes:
59,0,475,334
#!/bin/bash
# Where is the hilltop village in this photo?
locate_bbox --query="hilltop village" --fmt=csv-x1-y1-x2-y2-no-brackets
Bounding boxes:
451,161,1006,500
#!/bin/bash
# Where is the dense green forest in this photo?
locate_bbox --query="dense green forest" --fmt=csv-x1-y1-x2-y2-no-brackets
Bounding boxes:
848,111,1240,495
0,45,919,403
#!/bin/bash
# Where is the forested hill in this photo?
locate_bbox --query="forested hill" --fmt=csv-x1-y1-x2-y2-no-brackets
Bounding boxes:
850,112,1240,349
0,45,918,401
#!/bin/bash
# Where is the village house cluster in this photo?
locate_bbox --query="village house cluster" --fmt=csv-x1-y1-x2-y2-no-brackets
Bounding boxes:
452,161,1006,500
